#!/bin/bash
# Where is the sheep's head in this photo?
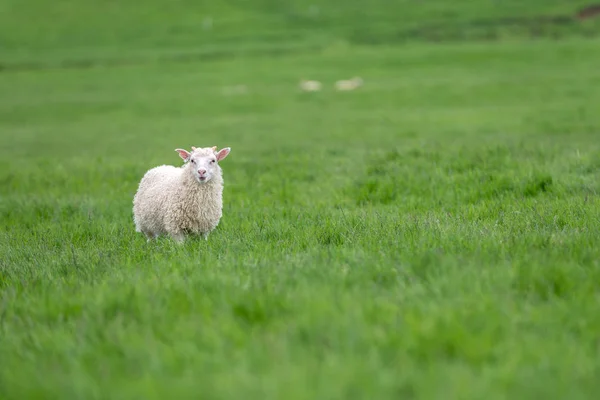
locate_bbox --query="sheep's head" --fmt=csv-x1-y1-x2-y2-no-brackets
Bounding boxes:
175,146,231,184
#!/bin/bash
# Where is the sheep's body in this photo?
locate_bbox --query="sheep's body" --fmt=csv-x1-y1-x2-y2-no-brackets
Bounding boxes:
133,146,230,242
299,79,322,92
334,77,363,91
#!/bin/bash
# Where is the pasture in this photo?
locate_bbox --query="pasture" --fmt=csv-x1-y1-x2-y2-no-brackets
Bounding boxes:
1,1,600,398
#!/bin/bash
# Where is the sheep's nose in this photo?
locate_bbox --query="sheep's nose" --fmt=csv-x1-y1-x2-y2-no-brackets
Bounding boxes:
198,169,207,176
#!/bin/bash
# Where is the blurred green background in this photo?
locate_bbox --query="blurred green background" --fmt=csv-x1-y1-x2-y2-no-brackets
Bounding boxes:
2,0,599,66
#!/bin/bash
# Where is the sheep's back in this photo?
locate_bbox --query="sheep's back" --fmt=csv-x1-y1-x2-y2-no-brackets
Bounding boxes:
134,165,181,209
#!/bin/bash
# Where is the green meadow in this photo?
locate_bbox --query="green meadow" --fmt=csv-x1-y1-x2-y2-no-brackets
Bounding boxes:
1,1,600,398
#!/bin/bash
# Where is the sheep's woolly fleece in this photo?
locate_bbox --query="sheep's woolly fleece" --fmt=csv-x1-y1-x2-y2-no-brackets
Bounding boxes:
133,146,231,242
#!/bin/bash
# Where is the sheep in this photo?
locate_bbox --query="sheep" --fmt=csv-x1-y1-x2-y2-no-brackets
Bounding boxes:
334,76,363,91
299,79,322,92
132,145,231,243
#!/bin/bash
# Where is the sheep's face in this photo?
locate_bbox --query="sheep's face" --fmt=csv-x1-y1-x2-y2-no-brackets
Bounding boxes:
176,146,231,184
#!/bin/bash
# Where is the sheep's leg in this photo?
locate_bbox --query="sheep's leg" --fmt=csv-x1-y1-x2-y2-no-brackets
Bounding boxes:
171,232,186,244
202,232,210,241
142,230,156,242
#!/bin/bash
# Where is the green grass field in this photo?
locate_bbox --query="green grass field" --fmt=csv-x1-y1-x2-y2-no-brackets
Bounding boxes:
2,1,600,398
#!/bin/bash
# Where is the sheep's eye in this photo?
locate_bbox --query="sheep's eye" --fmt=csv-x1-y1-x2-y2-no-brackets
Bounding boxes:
190,159,195,163
211,159,216,163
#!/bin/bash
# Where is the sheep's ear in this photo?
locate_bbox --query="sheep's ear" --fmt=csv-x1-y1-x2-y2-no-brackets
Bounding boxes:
175,148,191,162
216,147,231,162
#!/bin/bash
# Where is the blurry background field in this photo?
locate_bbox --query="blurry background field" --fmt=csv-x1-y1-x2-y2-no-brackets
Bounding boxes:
3,0,600,67
2,1,600,399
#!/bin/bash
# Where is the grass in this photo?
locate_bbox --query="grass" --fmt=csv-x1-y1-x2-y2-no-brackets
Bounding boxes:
2,0,600,398
2,0,600,67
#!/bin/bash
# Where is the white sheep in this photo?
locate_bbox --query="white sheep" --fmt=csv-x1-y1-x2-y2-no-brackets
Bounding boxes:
334,76,363,91
299,79,322,92
133,145,231,243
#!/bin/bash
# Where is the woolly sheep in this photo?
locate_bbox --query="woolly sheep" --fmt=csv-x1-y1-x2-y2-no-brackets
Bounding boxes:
133,145,231,243
334,76,363,91
299,79,322,92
